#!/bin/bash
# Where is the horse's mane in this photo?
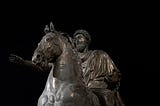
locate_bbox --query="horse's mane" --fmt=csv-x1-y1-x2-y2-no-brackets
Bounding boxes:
58,31,78,53
57,31,83,80
44,22,76,51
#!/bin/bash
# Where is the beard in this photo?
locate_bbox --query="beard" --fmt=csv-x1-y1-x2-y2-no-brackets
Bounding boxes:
76,44,86,52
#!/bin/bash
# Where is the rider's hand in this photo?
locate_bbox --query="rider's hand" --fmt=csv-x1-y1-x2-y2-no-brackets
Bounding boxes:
9,54,25,65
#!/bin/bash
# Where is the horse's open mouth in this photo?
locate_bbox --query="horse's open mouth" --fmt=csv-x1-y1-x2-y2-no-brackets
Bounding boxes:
36,62,41,66
33,59,48,68
40,60,48,68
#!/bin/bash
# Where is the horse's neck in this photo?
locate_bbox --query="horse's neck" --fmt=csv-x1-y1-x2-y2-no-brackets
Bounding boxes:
53,41,81,82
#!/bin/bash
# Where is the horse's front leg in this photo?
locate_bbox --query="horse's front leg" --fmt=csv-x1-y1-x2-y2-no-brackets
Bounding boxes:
38,94,55,106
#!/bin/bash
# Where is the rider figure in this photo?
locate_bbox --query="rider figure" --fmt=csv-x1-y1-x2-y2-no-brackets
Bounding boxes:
73,29,125,106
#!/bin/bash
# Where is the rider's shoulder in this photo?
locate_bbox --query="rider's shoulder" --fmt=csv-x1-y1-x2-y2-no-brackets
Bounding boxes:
92,50,109,57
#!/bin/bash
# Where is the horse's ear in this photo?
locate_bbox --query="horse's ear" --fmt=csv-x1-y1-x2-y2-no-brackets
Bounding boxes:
50,22,55,32
44,25,50,34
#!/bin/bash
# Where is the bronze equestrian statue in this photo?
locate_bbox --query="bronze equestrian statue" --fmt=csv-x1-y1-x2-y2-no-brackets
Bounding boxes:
9,22,125,106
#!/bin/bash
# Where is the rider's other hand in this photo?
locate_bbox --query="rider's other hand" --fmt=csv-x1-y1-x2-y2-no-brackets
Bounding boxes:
9,54,24,65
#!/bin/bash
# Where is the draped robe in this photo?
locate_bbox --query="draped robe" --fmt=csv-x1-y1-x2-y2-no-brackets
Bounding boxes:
79,50,125,106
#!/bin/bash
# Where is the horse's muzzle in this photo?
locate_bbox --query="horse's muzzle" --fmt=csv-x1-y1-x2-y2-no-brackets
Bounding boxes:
32,53,43,66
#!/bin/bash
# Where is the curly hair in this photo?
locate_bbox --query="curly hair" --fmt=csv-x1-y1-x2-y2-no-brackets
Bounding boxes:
73,29,91,44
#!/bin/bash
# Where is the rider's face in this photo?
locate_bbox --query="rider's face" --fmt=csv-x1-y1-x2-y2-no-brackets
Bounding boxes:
74,34,88,52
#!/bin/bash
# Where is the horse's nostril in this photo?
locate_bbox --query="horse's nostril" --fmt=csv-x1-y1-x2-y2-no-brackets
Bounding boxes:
32,54,41,64
36,54,40,58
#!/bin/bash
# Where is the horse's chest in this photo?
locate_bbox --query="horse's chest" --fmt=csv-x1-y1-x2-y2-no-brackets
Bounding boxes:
39,81,85,106
55,83,78,102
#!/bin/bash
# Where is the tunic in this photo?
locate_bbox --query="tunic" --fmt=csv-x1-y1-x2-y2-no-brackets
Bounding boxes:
80,50,125,106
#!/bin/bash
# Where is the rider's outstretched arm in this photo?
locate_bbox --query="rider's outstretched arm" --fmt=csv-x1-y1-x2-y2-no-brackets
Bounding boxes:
9,54,51,72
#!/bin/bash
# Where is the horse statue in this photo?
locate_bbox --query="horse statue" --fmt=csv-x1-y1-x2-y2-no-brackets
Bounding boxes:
31,22,100,106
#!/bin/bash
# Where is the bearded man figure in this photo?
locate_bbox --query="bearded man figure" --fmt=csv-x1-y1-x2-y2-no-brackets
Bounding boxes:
73,29,125,106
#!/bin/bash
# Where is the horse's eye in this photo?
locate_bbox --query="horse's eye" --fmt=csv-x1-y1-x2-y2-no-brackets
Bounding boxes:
45,38,51,42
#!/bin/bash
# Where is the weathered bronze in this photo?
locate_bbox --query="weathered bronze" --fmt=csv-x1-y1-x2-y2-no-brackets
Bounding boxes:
73,29,125,106
9,22,125,106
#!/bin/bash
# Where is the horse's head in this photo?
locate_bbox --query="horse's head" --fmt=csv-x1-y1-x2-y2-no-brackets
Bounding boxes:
32,22,71,67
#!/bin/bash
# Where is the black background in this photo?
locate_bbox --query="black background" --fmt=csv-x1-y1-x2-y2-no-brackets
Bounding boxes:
0,1,157,106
